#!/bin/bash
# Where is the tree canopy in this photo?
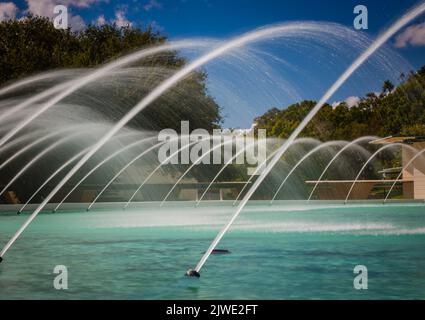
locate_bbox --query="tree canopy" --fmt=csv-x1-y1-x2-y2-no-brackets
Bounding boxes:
0,15,222,131
255,66,425,141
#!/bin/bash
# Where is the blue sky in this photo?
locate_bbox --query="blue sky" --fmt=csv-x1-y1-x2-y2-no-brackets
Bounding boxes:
2,0,425,127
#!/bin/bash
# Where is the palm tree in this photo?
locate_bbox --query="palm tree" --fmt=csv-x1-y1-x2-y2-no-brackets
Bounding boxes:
382,80,394,95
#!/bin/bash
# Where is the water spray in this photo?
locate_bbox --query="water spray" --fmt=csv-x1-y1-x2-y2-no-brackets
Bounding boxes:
270,141,345,204
191,1,425,276
307,136,377,201
1,2,425,269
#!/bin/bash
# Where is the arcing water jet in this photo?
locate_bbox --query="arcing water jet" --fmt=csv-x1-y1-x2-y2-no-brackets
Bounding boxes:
383,148,425,203
87,141,166,211
344,143,417,203
270,141,346,204
193,1,425,275
307,136,377,201
1,2,425,266
53,135,156,212
160,137,243,206
196,140,259,206
124,137,212,209
0,40,209,148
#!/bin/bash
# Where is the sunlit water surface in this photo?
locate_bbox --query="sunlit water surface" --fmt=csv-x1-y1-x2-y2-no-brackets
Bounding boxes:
0,202,424,299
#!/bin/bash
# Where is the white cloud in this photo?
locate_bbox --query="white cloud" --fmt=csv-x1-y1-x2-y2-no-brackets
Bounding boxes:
144,0,162,11
332,96,360,109
67,0,105,9
26,0,59,18
113,9,132,27
345,96,361,108
0,2,18,21
331,102,339,109
69,14,85,31
24,0,106,30
332,102,344,109
95,14,105,26
395,22,425,48
25,0,104,17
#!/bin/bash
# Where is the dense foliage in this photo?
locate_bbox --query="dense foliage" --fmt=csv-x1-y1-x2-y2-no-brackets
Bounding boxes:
255,66,425,141
0,15,222,131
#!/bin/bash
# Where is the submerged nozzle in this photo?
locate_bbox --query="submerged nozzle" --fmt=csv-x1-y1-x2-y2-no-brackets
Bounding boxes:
185,269,200,278
0,256,3,263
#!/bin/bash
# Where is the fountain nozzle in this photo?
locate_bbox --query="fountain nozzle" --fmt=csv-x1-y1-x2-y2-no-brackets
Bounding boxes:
185,269,200,278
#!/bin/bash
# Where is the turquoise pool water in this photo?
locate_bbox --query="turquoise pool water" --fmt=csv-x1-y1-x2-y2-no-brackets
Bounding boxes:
0,202,424,300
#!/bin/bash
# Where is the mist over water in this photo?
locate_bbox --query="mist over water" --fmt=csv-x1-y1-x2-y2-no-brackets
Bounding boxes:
0,21,412,209
0,6,425,298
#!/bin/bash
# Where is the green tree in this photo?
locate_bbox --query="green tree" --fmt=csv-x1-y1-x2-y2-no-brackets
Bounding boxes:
255,67,425,141
382,80,395,95
0,15,222,131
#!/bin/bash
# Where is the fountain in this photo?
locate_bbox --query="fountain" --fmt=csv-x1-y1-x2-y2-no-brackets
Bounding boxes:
307,136,378,201
344,143,418,203
193,1,425,274
270,141,346,204
0,2,423,294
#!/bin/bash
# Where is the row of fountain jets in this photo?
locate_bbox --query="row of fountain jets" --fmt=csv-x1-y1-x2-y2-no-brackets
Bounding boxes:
0,1,424,274
1,133,421,215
